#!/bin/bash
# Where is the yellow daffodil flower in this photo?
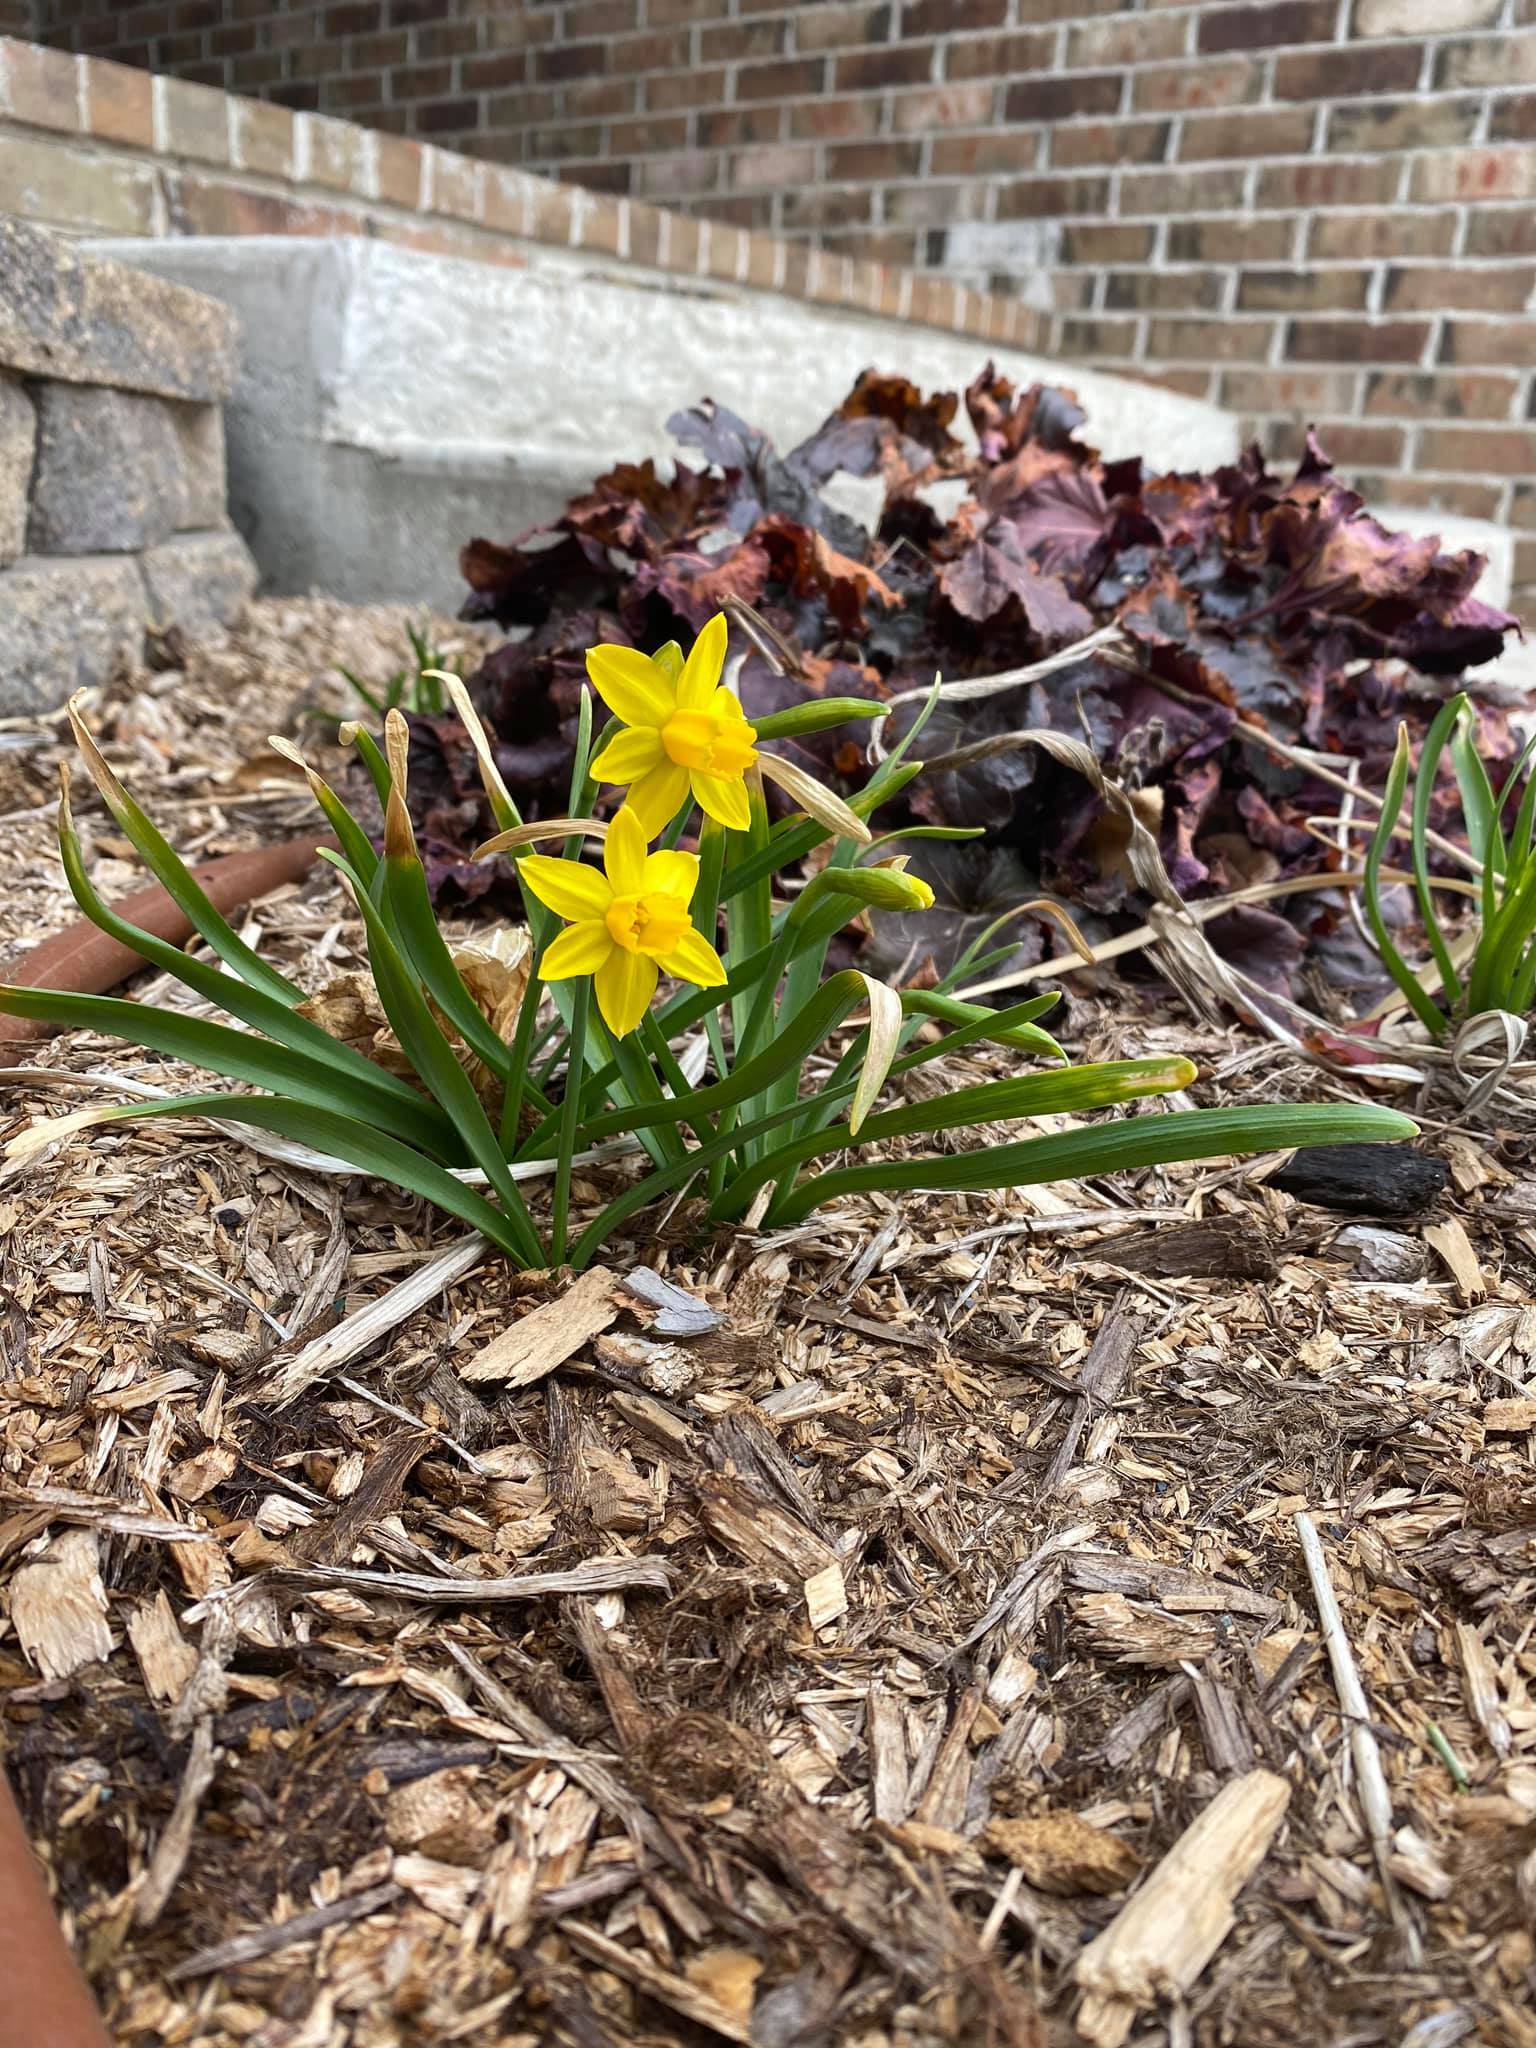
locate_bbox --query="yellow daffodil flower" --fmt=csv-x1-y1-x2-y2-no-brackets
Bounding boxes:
586,612,758,835
519,805,726,1037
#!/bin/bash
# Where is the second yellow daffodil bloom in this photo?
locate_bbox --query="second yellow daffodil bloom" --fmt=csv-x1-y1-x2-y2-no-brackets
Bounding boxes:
586,612,758,835
519,806,726,1037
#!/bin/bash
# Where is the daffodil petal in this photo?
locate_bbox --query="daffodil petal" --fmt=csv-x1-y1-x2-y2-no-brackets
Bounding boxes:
676,612,728,711
603,803,650,896
594,947,658,1037
585,643,676,729
519,854,613,922
692,770,752,832
627,759,691,837
590,726,664,784
661,926,727,989
641,847,699,902
540,920,613,979
652,640,684,682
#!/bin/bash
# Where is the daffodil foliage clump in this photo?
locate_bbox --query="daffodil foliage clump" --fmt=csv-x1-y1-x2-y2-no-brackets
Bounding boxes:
1,621,1412,1269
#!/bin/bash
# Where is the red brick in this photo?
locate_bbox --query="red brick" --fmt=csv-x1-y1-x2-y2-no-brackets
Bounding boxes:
1489,94,1536,143
1119,164,1247,214
1439,319,1536,366
834,42,933,87
925,125,1048,172
1050,117,1169,167
1275,42,1420,98
1511,482,1536,530
461,51,529,90
1327,95,1481,152
1307,421,1408,466
742,56,830,97
611,114,688,156
946,29,1054,78
390,62,453,100
730,141,817,186
1363,369,1520,419
532,41,606,82
353,32,410,67
1512,534,1536,594
780,184,871,228
700,16,787,59
1104,269,1223,311
635,150,719,198
1356,0,1500,31
1308,211,1456,259
789,94,879,137
797,3,893,50
827,138,923,179
414,18,480,58
1436,29,1536,86
565,79,636,119
163,169,358,238
996,173,1112,217
1122,365,1216,398
1238,268,1371,312
1411,148,1536,202
1179,106,1312,158
1066,13,1186,63
647,69,728,110
1168,217,1296,262
703,105,787,146
1287,318,1432,364
1148,316,1277,362
564,0,640,35
0,130,158,232
1050,316,1135,357
1132,57,1259,110
1417,425,1536,473
322,75,388,113
84,57,155,147
1199,0,1336,48
1058,221,1156,264
1366,472,1503,520
2,41,83,134
414,97,479,133
1221,368,1361,412
1386,264,1536,312
1005,73,1120,121
1255,159,1401,207
890,81,994,129
160,75,231,164
229,95,295,176
900,0,1004,32
1465,208,1536,257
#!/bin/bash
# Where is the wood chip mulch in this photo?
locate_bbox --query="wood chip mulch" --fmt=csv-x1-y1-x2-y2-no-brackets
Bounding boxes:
2,605,1535,2048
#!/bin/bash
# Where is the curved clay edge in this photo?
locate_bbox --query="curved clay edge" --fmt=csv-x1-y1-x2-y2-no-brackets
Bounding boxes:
0,1772,113,2048
0,836,330,1066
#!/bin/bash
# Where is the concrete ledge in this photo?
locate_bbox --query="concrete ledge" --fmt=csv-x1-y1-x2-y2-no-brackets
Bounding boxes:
95,234,1241,610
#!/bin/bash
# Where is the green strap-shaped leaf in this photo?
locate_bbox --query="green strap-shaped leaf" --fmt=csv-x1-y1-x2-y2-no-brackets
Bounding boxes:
52,1092,539,1261
381,852,516,1085
323,853,545,1265
0,985,458,1157
56,794,454,1130
1364,727,1449,1038
769,1102,1419,1225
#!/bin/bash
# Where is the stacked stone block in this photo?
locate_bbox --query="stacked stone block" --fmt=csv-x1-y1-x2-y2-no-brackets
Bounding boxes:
0,217,257,715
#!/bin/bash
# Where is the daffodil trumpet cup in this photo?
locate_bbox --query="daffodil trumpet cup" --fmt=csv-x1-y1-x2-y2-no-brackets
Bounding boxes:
0,616,1416,1269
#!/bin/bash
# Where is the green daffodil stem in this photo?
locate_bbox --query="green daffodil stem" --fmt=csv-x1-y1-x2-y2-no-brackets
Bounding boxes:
500,958,545,1154
551,977,590,1267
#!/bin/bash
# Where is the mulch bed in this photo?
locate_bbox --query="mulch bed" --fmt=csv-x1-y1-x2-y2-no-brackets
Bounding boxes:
2,603,1534,2048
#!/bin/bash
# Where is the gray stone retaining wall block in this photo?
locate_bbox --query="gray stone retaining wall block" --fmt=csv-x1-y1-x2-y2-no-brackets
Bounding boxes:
140,529,257,640
0,217,238,402
172,404,226,530
0,373,36,567
26,383,187,555
0,554,147,716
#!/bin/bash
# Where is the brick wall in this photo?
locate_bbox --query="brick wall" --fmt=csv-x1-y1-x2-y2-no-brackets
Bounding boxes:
23,1,1536,613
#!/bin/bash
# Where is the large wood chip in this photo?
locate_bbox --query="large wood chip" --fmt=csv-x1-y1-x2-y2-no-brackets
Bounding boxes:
986,1812,1142,1896
458,1265,619,1384
9,1526,113,1679
126,1591,198,1705
1074,1768,1291,2046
